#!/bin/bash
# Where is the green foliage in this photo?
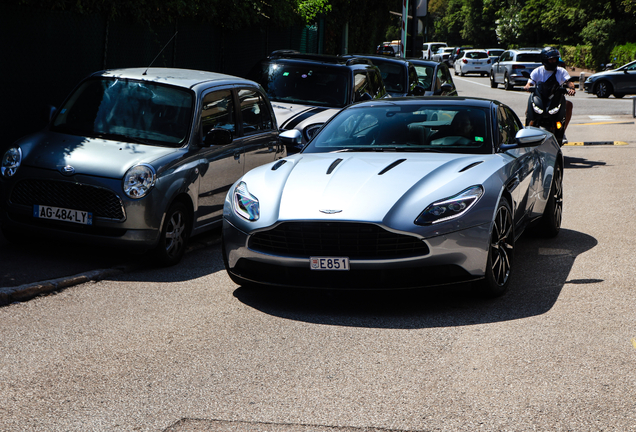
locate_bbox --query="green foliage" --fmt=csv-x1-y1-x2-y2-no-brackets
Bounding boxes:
609,43,636,66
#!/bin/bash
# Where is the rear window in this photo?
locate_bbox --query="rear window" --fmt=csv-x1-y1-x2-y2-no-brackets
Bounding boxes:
466,52,488,59
516,53,541,63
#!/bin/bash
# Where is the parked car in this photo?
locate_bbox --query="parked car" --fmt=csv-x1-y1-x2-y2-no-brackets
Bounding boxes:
222,96,564,297
0,68,284,266
376,41,401,57
449,46,474,67
345,55,424,97
248,50,388,152
422,42,447,60
490,48,542,90
485,48,504,63
454,49,491,76
583,59,636,98
407,59,458,96
431,47,456,66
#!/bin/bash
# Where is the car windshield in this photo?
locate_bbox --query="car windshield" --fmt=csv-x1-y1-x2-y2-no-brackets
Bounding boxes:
303,104,491,155
51,78,193,147
516,53,541,62
372,60,406,93
413,65,435,90
256,63,350,108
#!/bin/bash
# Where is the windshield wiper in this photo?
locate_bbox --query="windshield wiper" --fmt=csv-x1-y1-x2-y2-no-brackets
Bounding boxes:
93,132,149,145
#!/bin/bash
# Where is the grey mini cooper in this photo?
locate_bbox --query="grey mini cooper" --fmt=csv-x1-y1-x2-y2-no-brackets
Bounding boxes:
0,68,284,265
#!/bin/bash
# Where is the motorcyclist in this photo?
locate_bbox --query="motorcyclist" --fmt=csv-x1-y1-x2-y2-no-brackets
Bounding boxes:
523,47,576,135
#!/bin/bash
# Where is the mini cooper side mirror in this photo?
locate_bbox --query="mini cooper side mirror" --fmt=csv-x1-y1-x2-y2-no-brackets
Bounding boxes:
279,129,303,154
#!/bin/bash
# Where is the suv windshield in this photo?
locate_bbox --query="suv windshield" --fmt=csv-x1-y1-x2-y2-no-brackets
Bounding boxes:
304,104,491,155
254,63,350,108
52,78,193,147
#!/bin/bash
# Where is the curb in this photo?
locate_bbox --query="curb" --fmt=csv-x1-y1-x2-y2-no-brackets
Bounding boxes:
564,141,629,146
0,235,221,307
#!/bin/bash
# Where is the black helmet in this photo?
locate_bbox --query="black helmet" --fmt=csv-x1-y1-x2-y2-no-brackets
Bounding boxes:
541,47,560,71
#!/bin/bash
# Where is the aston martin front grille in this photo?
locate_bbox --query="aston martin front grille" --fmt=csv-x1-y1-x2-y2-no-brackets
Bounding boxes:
10,179,125,220
249,222,429,259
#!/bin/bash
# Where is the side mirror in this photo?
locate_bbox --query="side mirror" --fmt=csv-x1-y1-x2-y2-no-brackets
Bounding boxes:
203,128,233,147
279,129,303,154
501,127,547,150
440,83,453,93
356,92,373,102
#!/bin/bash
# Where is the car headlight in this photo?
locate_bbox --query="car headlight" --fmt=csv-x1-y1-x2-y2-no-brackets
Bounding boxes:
532,102,544,114
548,104,561,115
304,124,323,142
123,164,156,199
415,185,484,225
1,147,22,178
233,181,260,221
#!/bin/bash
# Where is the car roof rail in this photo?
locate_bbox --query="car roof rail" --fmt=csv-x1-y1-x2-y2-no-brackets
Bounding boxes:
345,57,374,66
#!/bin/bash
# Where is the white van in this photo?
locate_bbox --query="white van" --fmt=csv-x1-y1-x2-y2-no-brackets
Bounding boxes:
422,42,447,60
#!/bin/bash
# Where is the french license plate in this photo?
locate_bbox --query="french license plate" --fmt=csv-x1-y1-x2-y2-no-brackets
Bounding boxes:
310,257,350,271
34,205,93,225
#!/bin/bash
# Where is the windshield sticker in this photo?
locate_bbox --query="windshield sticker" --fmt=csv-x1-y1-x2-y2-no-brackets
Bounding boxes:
475,136,484,142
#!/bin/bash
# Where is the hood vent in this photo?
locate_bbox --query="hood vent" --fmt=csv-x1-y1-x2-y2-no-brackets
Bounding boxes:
459,161,483,172
271,159,288,171
378,158,406,175
326,158,343,174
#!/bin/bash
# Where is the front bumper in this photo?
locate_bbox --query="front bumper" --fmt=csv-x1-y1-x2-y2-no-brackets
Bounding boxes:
222,218,491,290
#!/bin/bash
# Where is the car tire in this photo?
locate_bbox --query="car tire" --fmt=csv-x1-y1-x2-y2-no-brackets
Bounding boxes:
454,68,458,76
460,71,465,77
504,73,513,90
490,72,498,88
594,81,611,98
537,165,563,238
154,201,190,267
478,197,514,298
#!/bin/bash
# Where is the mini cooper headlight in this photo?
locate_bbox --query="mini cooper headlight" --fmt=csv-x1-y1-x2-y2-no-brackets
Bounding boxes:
123,164,156,199
415,185,484,225
233,181,260,221
1,147,22,178
548,104,561,115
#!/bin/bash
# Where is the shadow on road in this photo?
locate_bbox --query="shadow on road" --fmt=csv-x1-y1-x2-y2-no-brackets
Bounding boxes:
564,155,607,169
233,228,598,329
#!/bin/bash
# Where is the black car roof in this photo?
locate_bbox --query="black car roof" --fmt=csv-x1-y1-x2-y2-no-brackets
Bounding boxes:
266,50,373,68
348,96,499,108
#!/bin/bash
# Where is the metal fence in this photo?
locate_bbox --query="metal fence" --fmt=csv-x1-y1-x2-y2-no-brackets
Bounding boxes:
1,6,318,146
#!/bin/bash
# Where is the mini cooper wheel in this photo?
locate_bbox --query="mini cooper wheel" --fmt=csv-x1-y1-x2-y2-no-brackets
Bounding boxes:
538,165,563,238
155,201,190,267
490,72,498,88
594,81,611,98
479,197,514,297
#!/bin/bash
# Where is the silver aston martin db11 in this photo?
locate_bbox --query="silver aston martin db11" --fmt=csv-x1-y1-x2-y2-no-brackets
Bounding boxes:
222,97,563,297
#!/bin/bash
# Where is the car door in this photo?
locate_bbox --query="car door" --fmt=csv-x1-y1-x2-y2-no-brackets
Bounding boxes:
614,62,636,94
236,87,283,173
495,51,510,81
194,87,245,228
497,105,536,228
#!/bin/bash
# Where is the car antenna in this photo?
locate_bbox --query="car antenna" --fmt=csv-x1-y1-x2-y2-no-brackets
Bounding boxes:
143,31,178,75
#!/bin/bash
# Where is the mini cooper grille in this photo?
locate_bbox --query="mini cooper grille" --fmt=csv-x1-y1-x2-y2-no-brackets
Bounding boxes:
249,222,429,258
10,179,125,220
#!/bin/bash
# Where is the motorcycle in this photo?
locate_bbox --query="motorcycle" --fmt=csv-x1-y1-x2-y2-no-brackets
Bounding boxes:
525,80,570,146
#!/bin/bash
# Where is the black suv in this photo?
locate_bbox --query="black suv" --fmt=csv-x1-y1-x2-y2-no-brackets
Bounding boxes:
248,50,388,152
344,55,425,97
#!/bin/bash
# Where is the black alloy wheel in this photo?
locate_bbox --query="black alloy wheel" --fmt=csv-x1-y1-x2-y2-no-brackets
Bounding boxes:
538,165,563,237
479,197,514,297
594,81,611,98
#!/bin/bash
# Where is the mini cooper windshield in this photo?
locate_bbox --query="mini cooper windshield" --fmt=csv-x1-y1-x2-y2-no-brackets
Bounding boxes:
51,78,194,147
303,104,491,154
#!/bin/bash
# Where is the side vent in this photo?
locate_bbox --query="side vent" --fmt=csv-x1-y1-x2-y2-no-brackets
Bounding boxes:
271,160,288,171
378,158,407,175
459,161,483,172
326,158,343,174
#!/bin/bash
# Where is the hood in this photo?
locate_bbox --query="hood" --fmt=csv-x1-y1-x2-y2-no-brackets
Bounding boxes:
17,131,181,179
271,102,340,132
244,152,498,224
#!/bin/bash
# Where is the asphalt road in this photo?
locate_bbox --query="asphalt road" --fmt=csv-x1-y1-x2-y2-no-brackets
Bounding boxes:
1,74,636,432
